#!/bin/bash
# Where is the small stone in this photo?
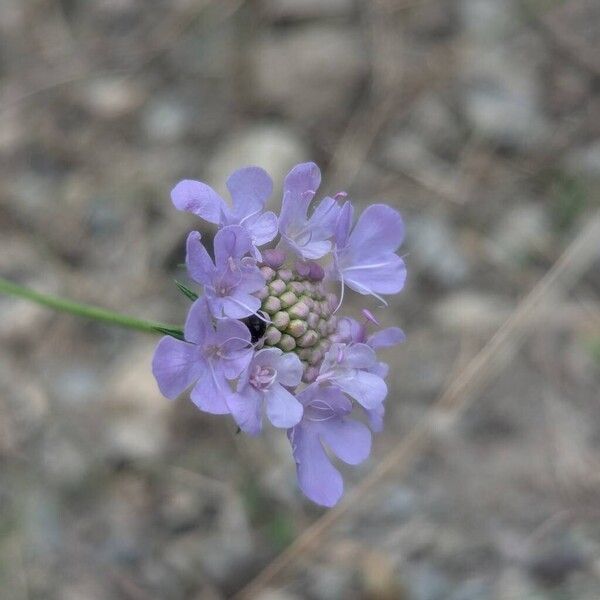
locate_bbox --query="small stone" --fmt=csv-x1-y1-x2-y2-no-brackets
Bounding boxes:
297,330,319,348
288,301,310,320
142,96,189,143
208,125,308,209
278,334,296,352
269,279,287,296
272,311,290,329
263,0,354,20
265,326,282,346
407,215,470,288
487,203,550,267
287,319,308,338
79,77,145,120
279,291,298,308
263,296,282,314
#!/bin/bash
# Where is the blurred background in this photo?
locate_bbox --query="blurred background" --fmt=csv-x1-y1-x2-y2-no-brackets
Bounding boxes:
1,1,600,598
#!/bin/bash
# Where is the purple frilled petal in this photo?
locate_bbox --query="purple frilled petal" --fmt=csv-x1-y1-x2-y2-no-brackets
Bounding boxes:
319,343,387,410
367,326,406,349
316,416,371,465
242,211,279,248
183,298,212,345
288,424,343,507
230,348,303,433
213,225,253,266
212,318,253,379
335,204,407,300
226,166,273,218
265,383,304,429
289,385,371,507
171,180,226,224
152,336,204,400
226,388,263,436
185,232,215,286
190,367,232,414
365,402,385,433
279,162,321,231
279,162,340,260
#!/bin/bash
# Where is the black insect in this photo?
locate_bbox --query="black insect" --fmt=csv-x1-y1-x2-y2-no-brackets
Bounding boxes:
242,313,267,343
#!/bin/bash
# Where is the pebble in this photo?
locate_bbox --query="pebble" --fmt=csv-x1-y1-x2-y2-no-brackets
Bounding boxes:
208,124,308,208
251,26,367,121
407,215,470,287
487,203,550,267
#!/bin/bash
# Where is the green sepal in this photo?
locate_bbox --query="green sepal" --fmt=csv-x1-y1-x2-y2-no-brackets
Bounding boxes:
152,325,185,340
175,280,199,302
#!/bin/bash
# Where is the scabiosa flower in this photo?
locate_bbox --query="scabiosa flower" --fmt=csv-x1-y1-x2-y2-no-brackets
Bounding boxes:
171,166,278,258
152,298,253,414
152,161,407,507
186,225,264,319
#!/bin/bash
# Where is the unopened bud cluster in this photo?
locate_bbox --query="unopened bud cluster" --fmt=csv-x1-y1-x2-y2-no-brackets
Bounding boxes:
256,256,338,383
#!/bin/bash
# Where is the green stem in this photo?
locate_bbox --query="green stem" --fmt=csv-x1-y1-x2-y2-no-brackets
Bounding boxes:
0,276,183,339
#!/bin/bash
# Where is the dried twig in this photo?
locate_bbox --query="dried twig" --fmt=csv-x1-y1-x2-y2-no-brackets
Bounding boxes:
233,211,600,599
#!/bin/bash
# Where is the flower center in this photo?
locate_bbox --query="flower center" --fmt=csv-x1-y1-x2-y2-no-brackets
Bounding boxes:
250,365,277,391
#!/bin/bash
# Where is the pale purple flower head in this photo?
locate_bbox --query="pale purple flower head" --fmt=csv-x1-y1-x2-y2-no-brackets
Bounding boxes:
153,162,407,507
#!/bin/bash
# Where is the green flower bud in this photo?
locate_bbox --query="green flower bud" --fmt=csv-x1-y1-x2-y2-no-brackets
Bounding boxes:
272,311,290,329
296,348,312,361
280,291,298,308
307,312,319,330
317,318,328,337
269,279,286,296
263,296,282,314
277,268,293,282
260,266,275,282
256,287,269,300
309,348,323,365
297,330,319,348
288,281,305,295
265,325,282,345
287,319,308,338
288,301,310,320
278,333,296,352
303,366,319,384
